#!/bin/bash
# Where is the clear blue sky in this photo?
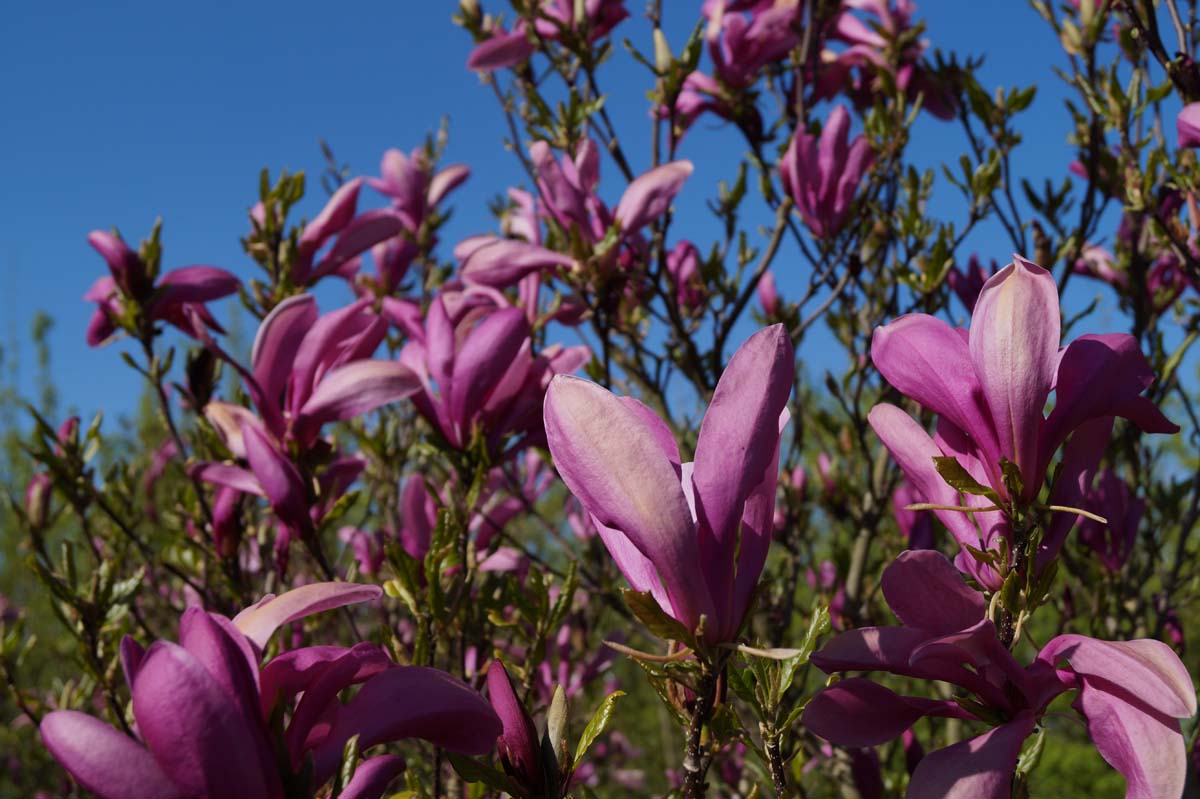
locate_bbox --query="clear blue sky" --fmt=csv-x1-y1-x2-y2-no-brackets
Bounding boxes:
0,1,1157,422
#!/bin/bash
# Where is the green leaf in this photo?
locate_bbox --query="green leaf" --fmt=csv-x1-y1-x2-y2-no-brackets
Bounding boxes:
934,456,1000,502
445,753,520,795
573,690,625,768
999,457,1024,499
622,589,693,643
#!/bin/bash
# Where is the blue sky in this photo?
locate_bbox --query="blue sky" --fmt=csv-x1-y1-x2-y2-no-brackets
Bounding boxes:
0,1,1156,422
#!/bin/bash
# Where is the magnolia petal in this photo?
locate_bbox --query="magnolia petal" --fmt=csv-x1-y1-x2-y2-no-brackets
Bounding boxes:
1177,102,1200,148
310,666,501,785
178,608,262,722
251,295,319,405
299,178,362,253
870,316,1002,478
614,161,694,233
969,256,1060,491
41,711,184,799
906,713,1036,799
190,462,264,496
132,642,278,799
259,642,390,717
232,582,382,650
1038,635,1196,719
450,308,530,427
691,324,793,625
880,550,986,633
312,209,406,281
460,237,574,288
802,678,928,747
544,375,709,631
487,661,543,790
1074,680,1188,799
466,29,536,71
340,755,407,799
592,515,672,612
154,266,241,307
241,422,311,536
295,359,420,442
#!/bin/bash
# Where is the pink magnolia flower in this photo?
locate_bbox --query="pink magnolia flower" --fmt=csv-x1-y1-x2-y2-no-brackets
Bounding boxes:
366,147,470,234
803,550,1196,799
869,256,1176,585
780,105,875,239
891,481,935,550
460,139,692,288
1177,102,1200,148
757,270,780,317
945,254,994,313
544,324,793,644
400,293,587,456
1076,469,1144,572
284,178,407,287
487,662,549,794
83,231,240,347
1072,244,1127,290
41,583,500,799
666,240,707,314
191,296,419,551
466,0,629,72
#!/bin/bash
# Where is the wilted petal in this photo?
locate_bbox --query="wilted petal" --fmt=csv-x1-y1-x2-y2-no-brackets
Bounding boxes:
614,161,694,233
906,713,1036,799
544,375,709,631
232,582,382,650
802,678,929,747
310,666,501,785
341,755,407,799
880,550,986,633
968,256,1059,492
132,642,279,799
1038,635,1196,719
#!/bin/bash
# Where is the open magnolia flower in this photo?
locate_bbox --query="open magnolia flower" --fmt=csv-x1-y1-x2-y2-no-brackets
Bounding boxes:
40,582,500,799
869,255,1176,586
802,551,1196,799
544,324,793,645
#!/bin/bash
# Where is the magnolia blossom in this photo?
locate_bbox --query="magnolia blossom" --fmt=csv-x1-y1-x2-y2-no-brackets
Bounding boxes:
803,550,1196,799
945,254,993,313
192,296,418,553
869,256,1176,585
465,0,628,71
781,105,875,239
400,293,587,456
41,582,500,799
83,231,240,347
460,139,692,288
1077,469,1144,572
544,324,793,644
666,240,707,314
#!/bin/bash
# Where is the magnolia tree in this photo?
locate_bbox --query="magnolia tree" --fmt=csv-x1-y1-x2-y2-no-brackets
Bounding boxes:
4,0,1200,797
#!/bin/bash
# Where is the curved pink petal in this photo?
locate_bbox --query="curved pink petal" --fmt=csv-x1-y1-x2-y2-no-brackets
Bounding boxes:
460,237,574,288
906,713,1035,799
614,161,694,233
451,308,530,427
295,359,419,443
260,642,390,717
232,582,382,650
1074,680,1188,799
190,461,264,496
241,422,311,536
41,711,184,799
132,642,279,799
691,324,793,627
968,256,1059,493
1177,102,1200,148
544,375,710,632
299,178,362,253
341,755,407,799
312,209,406,281
178,608,262,721
310,666,501,785
880,550,986,633
153,266,241,307
871,317,1001,479
802,678,928,747
467,29,536,71
1038,635,1196,719
429,164,470,207
251,294,319,405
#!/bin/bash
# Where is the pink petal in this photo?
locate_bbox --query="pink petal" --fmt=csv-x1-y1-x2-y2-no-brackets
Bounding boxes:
614,161,694,233
968,256,1059,493
880,550,986,633
251,294,319,406
295,359,420,443
232,582,382,650
907,714,1036,799
40,711,183,799
802,678,928,747
341,755,407,799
